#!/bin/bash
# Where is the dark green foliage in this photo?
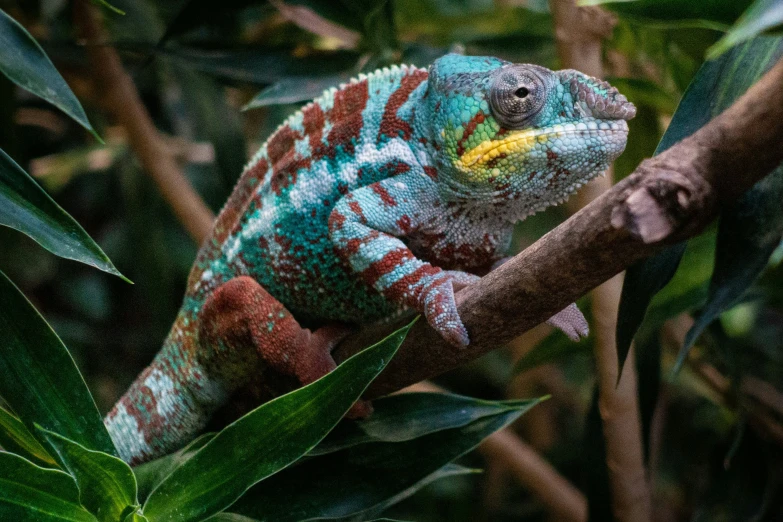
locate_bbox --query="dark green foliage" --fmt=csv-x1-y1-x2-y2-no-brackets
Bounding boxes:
1,0,783,520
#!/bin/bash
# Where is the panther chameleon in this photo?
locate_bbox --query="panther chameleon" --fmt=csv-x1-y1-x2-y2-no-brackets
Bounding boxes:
104,53,636,465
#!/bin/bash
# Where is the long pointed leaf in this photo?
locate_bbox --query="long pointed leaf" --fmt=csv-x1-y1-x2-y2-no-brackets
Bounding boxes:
615,36,783,370
311,392,539,456
0,148,125,278
0,452,97,522
142,321,413,522
228,400,540,521
0,405,57,467
677,167,783,371
0,8,98,137
709,0,783,58
0,270,117,455
39,428,141,522
133,433,215,503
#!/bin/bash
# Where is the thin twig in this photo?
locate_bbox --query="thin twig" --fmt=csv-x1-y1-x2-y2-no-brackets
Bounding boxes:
661,315,783,447
74,0,215,244
548,1,651,520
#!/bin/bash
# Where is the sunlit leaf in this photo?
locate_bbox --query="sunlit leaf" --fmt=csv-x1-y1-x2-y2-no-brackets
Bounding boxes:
39,428,140,522
0,405,57,467
710,0,783,58
0,148,126,279
0,270,117,456
0,8,98,137
0,452,97,522
142,321,413,522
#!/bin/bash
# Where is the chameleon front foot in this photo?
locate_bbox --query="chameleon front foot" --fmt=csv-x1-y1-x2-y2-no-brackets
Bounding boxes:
421,271,482,348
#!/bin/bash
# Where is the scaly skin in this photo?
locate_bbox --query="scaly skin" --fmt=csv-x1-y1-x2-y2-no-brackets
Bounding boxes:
105,54,635,464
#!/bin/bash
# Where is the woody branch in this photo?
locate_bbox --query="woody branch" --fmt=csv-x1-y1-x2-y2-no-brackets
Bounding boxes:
335,55,783,398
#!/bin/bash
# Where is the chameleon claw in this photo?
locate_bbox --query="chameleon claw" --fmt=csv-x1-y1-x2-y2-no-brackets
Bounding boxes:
422,272,473,347
546,303,589,341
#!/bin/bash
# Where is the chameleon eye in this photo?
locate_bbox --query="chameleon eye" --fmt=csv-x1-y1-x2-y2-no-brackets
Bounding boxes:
489,65,548,129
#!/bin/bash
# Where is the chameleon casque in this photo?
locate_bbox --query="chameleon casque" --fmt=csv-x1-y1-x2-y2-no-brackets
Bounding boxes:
105,54,635,465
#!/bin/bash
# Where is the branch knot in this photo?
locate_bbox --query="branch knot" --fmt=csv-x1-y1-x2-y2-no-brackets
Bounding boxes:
610,168,710,243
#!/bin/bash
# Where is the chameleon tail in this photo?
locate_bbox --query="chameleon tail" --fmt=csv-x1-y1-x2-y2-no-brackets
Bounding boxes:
103,312,230,465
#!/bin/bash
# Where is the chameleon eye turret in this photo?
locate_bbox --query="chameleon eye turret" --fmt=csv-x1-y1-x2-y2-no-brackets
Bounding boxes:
489,64,552,128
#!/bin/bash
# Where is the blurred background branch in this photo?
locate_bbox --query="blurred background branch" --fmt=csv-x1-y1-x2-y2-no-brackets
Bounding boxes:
73,0,215,244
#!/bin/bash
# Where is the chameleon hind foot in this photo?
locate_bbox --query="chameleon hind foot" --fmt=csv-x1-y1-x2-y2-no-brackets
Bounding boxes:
546,303,589,341
491,257,588,341
199,276,369,417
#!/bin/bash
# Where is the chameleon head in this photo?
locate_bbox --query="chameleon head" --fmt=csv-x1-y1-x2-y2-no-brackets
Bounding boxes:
426,54,635,214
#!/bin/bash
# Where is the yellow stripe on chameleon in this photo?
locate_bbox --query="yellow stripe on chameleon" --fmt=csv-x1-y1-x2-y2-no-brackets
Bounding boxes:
458,126,566,168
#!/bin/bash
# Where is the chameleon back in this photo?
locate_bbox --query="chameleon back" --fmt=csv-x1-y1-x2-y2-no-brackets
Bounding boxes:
184,64,432,326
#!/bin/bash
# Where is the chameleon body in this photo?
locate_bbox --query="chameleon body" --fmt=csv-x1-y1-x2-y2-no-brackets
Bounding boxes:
105,54,635,464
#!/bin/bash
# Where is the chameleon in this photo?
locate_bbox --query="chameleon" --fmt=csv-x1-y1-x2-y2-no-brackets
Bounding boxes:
104,54,635,465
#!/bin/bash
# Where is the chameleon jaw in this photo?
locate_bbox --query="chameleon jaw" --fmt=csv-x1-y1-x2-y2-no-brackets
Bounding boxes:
457,121,629,170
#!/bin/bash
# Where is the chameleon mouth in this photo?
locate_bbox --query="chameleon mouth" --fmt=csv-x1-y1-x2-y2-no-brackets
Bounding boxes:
458,121,629,168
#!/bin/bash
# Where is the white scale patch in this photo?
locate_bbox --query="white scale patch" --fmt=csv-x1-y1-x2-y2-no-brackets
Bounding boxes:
104,403,151,463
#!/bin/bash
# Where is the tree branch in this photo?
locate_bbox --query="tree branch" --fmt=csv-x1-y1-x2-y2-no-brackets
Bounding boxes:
74,0,215,244
335,55,783,400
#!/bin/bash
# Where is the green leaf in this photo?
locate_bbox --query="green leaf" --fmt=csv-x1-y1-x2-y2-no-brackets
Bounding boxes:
312,392,538,455
578,0,751,29
0,452,97,522
244,74,353,109
142,321,413,522
0,8,98,138
91,0,126,15
0,269,117,456
677,167,783,372
617,244,685,371
513,330,593,375
133,433,215,502
615,36,783,370
228,400,539,521
0,405,57,467
0,148,126,279
709,0,783,58
38,428,139,522
155,45,358,84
